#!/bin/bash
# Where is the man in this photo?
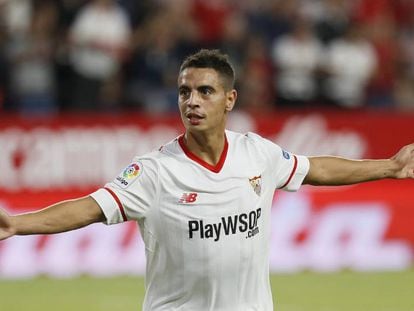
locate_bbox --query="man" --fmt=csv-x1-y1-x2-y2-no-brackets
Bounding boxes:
0,49,413,310
68,0,131,110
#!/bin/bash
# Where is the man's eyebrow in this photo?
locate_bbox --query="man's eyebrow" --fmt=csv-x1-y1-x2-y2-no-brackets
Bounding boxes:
197,85,215,90
178,85,216,91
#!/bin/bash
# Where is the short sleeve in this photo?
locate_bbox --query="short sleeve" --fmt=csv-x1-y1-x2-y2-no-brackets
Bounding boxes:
275,152,309,191
90,157,159,225
247,132,310,192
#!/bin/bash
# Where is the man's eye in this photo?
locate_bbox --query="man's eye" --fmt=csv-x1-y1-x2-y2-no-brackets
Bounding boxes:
200,88,212,95
179,89,189,97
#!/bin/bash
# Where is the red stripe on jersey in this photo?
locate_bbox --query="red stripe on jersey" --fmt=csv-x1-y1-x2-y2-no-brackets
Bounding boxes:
280,155,298,189
104,187,127,222
178,134,228,173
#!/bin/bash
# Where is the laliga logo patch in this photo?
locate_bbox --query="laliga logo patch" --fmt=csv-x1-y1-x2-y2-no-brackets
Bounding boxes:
249,175,262,196
115,162,142,188
123,163,141,179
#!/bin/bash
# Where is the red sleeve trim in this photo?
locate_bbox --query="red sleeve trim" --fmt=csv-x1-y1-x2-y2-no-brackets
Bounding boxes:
104,187,127,222
280,155,298,189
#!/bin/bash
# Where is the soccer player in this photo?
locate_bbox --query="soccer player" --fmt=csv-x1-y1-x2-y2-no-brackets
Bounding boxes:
0,49,413,310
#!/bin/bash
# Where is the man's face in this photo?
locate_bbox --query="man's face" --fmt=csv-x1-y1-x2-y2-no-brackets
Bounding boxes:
178,68,236,133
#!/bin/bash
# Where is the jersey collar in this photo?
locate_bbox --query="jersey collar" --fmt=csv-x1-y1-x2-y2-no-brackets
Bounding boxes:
178,134,228,173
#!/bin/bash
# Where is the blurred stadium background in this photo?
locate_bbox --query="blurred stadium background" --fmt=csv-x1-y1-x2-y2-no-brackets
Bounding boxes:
0,0,414,310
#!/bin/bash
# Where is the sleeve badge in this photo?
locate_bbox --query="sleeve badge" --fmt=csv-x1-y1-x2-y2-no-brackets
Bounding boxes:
114,161,143,188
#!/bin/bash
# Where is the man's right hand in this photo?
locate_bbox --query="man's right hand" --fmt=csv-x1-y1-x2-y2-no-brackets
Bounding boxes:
0,209,16,241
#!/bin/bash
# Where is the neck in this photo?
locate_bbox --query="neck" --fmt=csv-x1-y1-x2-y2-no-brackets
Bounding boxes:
184,130,226,166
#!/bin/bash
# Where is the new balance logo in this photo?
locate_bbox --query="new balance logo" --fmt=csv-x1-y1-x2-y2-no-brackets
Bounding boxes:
179,192,198,204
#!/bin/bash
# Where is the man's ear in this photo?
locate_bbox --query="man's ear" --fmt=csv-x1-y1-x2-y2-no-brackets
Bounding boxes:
225,89,237,112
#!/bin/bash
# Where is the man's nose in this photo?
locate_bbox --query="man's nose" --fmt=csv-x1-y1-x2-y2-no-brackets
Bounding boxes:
187,92,200,108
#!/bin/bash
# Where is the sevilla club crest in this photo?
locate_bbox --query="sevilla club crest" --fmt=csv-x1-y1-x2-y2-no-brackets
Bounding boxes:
249,175,262,196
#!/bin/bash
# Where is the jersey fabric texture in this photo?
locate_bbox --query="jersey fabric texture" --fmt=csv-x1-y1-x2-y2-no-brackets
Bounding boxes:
90,130,310,311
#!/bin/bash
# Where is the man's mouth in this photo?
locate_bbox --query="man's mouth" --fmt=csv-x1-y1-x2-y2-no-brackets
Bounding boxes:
186,112,204,125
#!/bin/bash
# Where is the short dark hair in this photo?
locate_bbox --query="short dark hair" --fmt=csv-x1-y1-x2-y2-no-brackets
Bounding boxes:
179,49,235,90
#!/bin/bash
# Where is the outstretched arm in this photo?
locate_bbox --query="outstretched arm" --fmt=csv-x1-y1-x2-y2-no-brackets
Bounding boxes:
304,144,414,186
0,196,105,241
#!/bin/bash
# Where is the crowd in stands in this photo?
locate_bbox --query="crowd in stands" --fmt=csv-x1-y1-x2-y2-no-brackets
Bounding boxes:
0,0,414,116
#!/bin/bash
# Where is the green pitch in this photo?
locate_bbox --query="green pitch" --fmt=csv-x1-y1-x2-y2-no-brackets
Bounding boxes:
1,270,413,311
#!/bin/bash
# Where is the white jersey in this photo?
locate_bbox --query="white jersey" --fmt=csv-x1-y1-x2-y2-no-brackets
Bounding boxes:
91,130,310,311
